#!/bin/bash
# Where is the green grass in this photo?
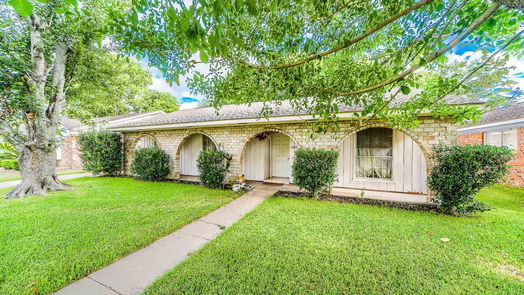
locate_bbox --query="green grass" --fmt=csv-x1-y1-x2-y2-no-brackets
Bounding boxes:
144,184,524,295
0,177,236,295
0,170,86,182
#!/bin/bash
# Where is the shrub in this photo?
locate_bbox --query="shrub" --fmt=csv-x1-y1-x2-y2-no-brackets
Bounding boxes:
428,144,513,215
292,148,339,197
0,142,19,170
0,159,19,170
197,150,232,188
79,132,123,176
131,148,171,181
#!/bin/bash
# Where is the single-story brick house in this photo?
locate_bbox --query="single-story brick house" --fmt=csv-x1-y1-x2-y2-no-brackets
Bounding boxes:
86,93,480,200
458,103,524,187
57,111,164,170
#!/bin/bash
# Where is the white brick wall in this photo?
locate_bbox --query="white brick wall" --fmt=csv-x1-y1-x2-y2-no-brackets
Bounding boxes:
123,117,456,180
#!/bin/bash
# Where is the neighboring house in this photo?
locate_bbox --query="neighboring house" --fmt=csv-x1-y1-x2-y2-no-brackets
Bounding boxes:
57,111,164,170
104,93,481,199
458,103,524,187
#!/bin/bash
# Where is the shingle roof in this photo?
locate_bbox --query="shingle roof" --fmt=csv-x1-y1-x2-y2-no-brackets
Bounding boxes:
61,118,84,130
61,111,165,132
111,92,482,129
93,113,153,123
462,103,524,127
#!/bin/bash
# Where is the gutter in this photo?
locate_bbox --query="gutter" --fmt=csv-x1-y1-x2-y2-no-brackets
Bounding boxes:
458,117,524,133
109,111,434,132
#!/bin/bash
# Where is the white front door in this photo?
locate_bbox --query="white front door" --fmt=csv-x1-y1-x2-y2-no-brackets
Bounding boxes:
271,133,290,177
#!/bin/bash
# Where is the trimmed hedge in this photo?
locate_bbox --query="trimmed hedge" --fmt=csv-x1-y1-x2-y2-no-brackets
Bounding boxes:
79,132,123,176
197,150,232,188
292,148,339,197
428,144,513,215
131,148,171,181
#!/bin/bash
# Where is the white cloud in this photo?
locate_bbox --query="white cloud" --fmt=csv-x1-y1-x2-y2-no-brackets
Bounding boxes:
447,50,483,63
180,102,200,110
506,56,524,90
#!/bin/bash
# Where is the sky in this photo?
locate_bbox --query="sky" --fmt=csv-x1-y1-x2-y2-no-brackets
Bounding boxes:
142,42,524,110
136,56,209,110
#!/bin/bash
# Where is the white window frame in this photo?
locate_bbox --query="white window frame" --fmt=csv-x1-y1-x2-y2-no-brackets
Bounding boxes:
355,128,393,180
484,128,517,149
135,135,159,150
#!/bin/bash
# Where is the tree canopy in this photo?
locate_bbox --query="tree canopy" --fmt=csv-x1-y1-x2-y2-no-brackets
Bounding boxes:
112,0,523,129
66,49,179,120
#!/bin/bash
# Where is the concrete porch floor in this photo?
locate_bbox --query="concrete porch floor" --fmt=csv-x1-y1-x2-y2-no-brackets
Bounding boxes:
278,184,430,204
178,176,430,205
263,177,290,185
178,175,200,183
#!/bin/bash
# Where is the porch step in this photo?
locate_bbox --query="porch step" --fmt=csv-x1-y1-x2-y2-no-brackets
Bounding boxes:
263,177,289,185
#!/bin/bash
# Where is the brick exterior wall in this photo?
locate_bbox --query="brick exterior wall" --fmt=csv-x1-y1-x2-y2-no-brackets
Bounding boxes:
457,128,524,187
509,128,524,186
122,117,457,181
56,135,83,170
457,132,484,145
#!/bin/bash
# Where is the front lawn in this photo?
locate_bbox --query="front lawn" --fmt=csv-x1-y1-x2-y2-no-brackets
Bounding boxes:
0,169,86,182
0,177,236,295
145,184,524,295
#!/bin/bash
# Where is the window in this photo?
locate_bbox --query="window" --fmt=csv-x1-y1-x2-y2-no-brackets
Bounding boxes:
356,128,393,179
56,146,62,160
135,135,158,150
485,129,517,149
203,136,216,151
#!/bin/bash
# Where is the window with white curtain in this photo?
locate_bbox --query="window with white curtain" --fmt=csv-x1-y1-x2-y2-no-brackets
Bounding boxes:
485,129,517,149
356,128,393,179
135,135,158,150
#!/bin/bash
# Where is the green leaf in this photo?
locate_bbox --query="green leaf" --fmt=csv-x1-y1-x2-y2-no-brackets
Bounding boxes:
246,0,258,16
199,50,208,63
180,16,190,31
400,85,411,95
7,0,33,17
64,0,78,7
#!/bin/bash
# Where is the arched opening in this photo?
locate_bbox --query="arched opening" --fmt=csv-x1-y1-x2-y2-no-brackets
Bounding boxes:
179,133,217,176
241,131,297,183
134,134,159,150
336,127,428,194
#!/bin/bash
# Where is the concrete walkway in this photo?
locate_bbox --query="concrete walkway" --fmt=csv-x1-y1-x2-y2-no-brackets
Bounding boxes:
0,172,93,189
54,183,281,295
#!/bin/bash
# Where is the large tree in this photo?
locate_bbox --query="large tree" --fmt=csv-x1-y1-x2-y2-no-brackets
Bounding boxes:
66,49,179,119
114,0,523,128
0,0,122,198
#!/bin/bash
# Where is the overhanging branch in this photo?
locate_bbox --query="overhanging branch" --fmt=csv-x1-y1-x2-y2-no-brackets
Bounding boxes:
229,0,435,70
332,3,501,96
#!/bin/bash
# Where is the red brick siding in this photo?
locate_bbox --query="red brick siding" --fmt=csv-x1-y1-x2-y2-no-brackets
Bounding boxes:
56,135,84,170
458,129,524,187
508,128,524,186
457,132,484,146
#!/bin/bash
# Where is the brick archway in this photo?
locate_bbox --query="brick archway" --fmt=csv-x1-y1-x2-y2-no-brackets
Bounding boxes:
238,128,302,180
130,133,161,151
174,131,219,177
337,123,433,168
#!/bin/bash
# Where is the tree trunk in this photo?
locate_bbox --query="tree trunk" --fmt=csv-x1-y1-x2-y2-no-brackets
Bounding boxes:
6,147,69,199
3,14,72,198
